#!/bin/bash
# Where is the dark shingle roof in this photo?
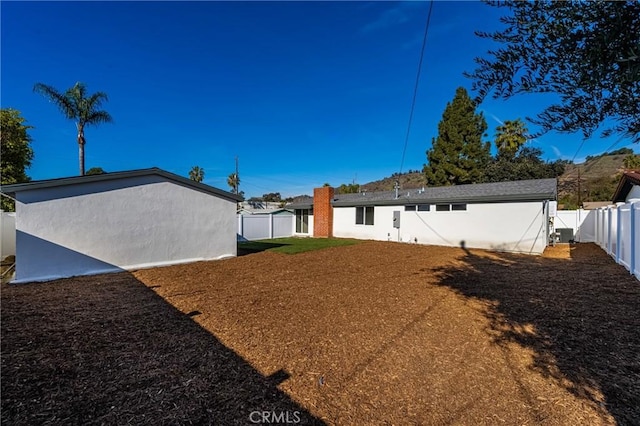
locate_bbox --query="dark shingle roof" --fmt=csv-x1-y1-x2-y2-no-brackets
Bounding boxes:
0,167,243,202
286,195,314,210
332,178,557,207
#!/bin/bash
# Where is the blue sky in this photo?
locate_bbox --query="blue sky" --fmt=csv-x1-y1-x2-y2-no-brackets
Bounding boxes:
2,1,637,198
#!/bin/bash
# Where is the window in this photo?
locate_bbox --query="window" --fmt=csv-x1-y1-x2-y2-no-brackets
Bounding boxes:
356,206,374,225
405,205,416,211
452,204,467,211
417,204,430,211
435,204,450,211
365,207,374,225
296,209,310,233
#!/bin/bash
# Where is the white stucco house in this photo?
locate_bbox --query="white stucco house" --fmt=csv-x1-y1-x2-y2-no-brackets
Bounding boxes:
0,167,242,283
289,178,557,255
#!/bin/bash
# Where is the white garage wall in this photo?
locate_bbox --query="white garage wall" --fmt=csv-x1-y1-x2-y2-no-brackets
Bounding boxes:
333,201,548,254
14,175,237,283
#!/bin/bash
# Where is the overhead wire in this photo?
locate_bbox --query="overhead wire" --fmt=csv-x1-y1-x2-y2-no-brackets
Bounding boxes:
399,0,434,175
561,133,630,181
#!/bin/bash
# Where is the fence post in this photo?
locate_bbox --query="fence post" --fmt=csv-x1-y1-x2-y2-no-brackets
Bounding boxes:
238,214,243,239
607,207,613,256
269,213,274,239
631,202,636,276
616,206,622,263
596,209,601,245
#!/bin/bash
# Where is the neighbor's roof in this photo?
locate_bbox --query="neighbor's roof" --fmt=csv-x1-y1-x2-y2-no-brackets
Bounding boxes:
286,195,314,210
582,201,613,210
0,167,243,202
612,171,640,203
332,178,557,207
238,208,292,215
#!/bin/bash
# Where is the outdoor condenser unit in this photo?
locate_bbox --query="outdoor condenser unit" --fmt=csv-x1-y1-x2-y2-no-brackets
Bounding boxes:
555,228,574,243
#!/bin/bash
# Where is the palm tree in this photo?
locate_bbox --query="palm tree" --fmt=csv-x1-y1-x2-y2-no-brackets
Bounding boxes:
33,82,112,176
189,166,205,183
495,119,528,160
227,172,240,194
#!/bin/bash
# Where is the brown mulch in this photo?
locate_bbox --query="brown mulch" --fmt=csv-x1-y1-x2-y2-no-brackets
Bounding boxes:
2,242,639,425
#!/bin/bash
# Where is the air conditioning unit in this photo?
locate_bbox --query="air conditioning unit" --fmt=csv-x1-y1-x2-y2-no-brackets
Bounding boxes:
555,228,574,243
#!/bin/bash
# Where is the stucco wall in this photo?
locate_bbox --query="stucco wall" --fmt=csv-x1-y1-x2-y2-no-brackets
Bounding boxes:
333,201,548,254
14,175,237,283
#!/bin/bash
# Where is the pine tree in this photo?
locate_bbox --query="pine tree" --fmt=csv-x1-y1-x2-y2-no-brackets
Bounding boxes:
423,87,491,186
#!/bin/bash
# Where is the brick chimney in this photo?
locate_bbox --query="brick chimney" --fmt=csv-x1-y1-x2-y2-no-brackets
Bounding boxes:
313,186,334,238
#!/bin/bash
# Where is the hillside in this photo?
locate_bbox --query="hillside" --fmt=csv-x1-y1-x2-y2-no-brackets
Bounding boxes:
360,171,426,192
356,152,636,208
558,153,631,208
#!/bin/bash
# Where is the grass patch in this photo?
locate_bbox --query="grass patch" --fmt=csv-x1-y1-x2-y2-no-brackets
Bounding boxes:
238,237,361,255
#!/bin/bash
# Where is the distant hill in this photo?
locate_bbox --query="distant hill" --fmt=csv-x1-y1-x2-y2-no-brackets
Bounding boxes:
558,152,632,208
360,171,426,192
355,151,637,208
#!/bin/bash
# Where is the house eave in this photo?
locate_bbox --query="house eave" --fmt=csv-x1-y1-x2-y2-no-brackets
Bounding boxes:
0,167,243,203
332,193,555,207
611,171,640,203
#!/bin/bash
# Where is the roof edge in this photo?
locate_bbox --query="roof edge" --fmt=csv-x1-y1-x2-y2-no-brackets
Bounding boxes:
0,167,243,202
332,193,554,207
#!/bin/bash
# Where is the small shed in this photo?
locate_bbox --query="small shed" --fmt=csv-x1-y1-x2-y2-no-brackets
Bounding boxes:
0,168,242,283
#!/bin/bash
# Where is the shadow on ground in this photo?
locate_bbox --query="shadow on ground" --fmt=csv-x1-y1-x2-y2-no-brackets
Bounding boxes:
433,243,640,425
1,273,324,425
237,241,289,256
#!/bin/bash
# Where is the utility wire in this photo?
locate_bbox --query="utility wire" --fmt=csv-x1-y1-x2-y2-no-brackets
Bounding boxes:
399,0,434,175
570,139,587,164
561,133,629,181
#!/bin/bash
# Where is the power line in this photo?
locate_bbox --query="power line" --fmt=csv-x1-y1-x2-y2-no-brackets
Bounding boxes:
399,0,434,175
570,139,587,164
561,133,629,181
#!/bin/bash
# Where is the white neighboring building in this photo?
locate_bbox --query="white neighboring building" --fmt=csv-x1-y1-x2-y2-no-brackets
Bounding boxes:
612,171,640,203
289,179,557,255
0,168,242,283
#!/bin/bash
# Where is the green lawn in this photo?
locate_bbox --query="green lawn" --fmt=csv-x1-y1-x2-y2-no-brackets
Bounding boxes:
238,237,362,255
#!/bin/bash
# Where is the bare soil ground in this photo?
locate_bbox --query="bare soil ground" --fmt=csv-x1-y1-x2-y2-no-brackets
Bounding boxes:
2,242,639,425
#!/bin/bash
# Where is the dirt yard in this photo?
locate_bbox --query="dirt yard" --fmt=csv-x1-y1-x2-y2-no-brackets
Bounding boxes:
2,242,639,425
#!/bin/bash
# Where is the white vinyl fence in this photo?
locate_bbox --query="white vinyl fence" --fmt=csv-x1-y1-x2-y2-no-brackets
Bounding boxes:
594,202,639,280
237,213,294,241
1,212,16,259
555,209,596,242
556,205,638,280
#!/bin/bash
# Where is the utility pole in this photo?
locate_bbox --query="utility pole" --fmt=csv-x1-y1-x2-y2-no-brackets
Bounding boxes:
577,167,582,208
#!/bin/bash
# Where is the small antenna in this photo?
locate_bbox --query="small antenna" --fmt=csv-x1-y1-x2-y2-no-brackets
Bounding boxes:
394,180,400,199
